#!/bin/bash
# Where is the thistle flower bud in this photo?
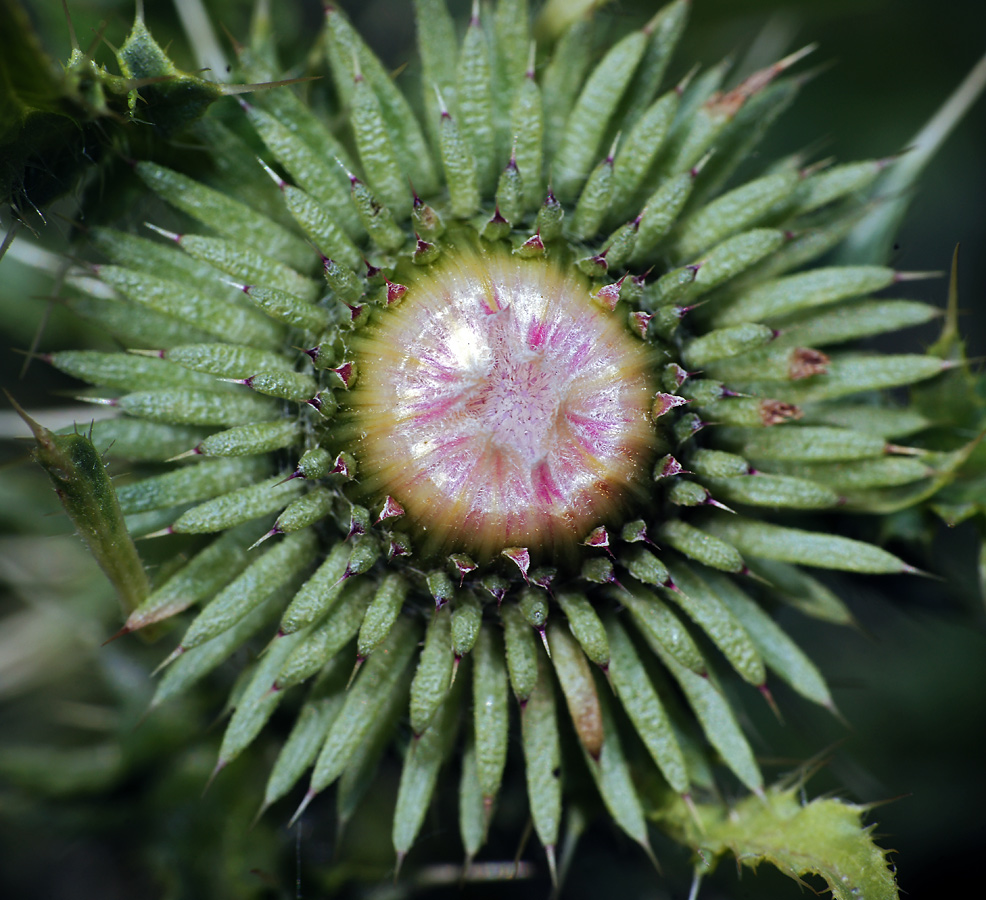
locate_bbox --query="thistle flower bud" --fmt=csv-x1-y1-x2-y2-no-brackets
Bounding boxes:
15,2,980,896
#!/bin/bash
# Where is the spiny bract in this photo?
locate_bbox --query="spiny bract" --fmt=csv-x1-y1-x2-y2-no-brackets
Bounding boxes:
26,0,965,894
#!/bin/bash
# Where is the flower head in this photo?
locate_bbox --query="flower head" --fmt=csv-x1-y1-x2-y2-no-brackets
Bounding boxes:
14,0,978,894
348,246,657,558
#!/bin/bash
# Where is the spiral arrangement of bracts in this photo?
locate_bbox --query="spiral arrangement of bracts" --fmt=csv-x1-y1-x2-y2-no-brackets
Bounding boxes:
42,0,946,880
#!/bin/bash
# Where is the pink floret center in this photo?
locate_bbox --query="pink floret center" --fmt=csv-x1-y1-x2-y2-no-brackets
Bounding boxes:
350,252,655,557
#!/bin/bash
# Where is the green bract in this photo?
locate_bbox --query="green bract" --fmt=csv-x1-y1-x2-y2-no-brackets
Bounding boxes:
9,1,985,897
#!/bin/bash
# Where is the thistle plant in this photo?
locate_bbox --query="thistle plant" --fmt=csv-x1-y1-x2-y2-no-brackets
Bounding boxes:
3,0,986,897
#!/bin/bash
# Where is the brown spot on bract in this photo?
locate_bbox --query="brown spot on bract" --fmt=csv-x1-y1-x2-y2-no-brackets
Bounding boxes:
788,347,830,380
759,399,803,426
